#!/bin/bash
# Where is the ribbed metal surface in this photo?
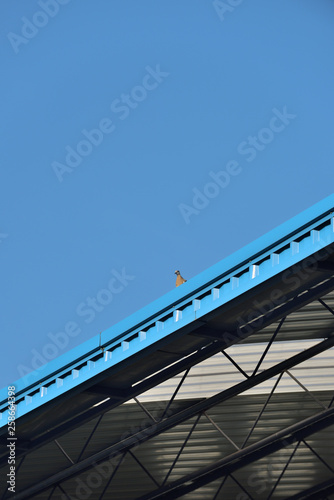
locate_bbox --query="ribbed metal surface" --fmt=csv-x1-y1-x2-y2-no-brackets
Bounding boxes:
1,296,334,499
133,342,334,403
2,207,333,426
134,289,334,404
247,289,334,344
9,393,333,499
2,199,334,499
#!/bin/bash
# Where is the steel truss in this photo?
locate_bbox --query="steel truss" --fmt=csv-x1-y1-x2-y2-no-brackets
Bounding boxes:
7,290,334,500
3,275,334,471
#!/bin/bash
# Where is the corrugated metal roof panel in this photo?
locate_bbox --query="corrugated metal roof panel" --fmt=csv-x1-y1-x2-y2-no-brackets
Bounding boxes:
2,198,334,499
3,393,332,499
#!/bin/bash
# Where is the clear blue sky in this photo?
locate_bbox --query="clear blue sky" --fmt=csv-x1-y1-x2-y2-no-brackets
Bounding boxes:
1,0,334,389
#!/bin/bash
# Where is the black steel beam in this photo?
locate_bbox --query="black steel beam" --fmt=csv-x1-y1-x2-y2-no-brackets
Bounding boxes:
5,274,334,469
194,277,334,344
317,262,334,274
287,476,334,500
85,386,126,399
0,339,221,464
137,407,334,499
224,278,334,342
12,335,334,499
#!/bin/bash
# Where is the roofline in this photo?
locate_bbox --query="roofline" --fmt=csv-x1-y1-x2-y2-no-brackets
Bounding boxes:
2,194,334,400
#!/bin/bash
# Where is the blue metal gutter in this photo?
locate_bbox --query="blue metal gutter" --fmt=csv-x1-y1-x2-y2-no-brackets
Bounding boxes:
1,194,334,426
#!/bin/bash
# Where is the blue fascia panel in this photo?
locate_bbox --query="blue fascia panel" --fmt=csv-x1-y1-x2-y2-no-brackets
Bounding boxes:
2,215,333,427
1,217,334,424
103,195,334,340
1,194,334,413
7,336,101,399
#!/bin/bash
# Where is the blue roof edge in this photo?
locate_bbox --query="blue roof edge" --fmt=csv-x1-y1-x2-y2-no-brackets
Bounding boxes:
3,194,334,400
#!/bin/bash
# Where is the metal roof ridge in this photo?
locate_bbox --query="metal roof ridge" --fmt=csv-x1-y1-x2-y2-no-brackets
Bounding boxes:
2,194,334,400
